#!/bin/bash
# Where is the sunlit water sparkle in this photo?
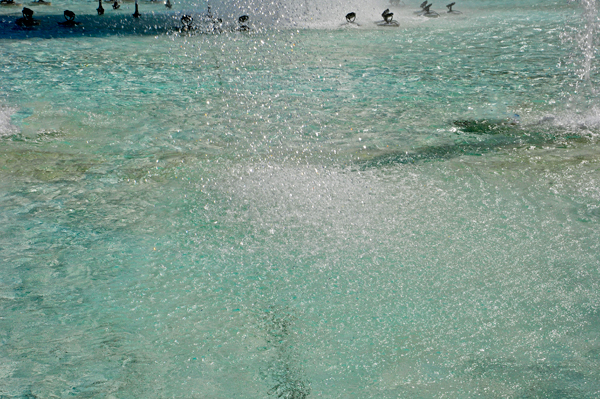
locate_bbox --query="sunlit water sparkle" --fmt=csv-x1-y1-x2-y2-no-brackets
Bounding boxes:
1,0,600,398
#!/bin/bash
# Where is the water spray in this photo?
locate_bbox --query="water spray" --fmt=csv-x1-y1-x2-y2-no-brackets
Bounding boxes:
580,0,598,83
564,0,600,96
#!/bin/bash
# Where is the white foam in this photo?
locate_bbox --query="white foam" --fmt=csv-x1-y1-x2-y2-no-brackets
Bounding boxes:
0,105,18,137
538,107,600,137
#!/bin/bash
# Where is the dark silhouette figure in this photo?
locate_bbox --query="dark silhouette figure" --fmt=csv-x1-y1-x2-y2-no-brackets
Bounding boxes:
203,5,221,33
16,7,40,27
419,3,439,17
446,2,461,13
345,12,356,23
180,14,192,31
97,0,104,15
165,0,171,8
132,0,140,17
112,1,120,9
415,1,429,13
238,14,250,31
58,10,82,26
382,8,393,23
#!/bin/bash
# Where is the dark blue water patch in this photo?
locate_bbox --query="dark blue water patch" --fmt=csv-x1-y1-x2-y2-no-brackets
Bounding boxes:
0,12,257,40
1,13,171,39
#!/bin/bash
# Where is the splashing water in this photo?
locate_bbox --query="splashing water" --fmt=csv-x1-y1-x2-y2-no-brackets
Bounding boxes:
0,105,18,137
206,0,391,28
563,0,600,89
578,0,598,82
1,1,600,398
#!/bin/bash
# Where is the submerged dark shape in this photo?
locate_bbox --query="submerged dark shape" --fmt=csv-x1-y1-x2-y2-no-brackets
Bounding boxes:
263,309,311,399
15,6,40,26
268,376,311,399
345,12,356,23
165,0,171,8
354,118,585,169
453,118,519,135
97,0,104,15
58,9,81,26
112,0,120,9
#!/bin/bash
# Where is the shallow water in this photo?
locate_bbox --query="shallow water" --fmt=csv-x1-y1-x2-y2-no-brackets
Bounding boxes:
1,0,600,398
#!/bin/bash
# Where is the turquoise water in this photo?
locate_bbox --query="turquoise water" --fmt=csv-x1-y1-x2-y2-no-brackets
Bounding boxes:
1,0,600,397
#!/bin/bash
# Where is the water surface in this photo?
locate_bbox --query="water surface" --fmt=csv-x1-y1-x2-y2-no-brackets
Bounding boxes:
1,0,600,397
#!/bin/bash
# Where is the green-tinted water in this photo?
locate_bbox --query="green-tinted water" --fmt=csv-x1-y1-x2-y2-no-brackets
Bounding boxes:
1,1,600,397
